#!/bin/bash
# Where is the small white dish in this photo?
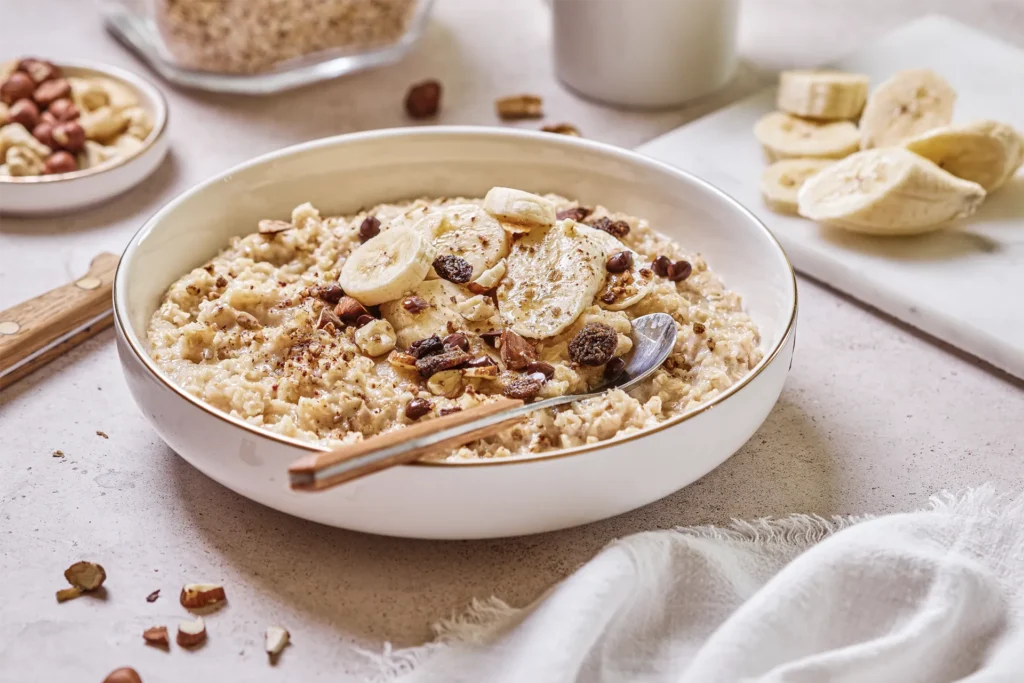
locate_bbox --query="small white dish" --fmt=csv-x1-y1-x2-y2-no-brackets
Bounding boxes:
113,127,797,539
0,60,169,216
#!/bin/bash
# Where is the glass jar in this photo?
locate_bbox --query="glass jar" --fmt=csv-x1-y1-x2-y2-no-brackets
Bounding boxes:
100,0,435,94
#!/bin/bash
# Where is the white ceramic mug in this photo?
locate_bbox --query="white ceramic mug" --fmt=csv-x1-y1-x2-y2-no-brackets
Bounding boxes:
552,0,740,108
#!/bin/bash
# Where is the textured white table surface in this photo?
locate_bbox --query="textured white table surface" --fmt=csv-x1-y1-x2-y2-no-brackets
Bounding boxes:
1,1,1022,681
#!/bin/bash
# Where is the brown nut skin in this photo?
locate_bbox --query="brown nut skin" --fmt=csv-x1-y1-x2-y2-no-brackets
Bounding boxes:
43,151,78,175
32,121,56,148
52,121,86,153
103,667,143,683
8,98,40,129
17,58,61,83
46,97,79,122
1,72,35,105
33,78,71,107
39,109,57,125
405,397,433,420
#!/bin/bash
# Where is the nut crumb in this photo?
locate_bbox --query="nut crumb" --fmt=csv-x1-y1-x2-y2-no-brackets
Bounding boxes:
258,219,294,235
52,449,64,458
143,625,170,648
146,589,160,603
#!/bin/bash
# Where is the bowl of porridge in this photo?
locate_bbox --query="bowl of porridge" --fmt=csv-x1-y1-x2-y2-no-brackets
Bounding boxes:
114,127,796,538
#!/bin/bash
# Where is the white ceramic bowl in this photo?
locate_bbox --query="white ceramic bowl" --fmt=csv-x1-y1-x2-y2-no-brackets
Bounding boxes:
0,60,169,216
114,128,797,539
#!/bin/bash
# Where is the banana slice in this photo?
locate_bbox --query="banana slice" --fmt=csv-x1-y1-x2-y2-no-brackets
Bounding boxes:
760,158,835,214
415,205,509,280
483,187,557,233
903,120,1024,192
797,148,986,235
859,69,956,149
576,225,655,310
777,70,869,120
338,228,435,306
380,279,482,349
753,112,860,161
497,219,606,339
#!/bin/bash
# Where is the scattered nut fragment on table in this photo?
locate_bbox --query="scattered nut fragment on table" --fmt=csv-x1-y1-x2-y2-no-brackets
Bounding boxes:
180,582,227,609
495,94,544,120
265,626,290,663
541,122,582,137
103,667,143,683
56,560,106,602
0,58,155,179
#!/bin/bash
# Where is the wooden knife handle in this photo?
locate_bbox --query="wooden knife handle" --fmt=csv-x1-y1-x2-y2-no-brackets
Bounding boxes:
289,396,526,491
0,252,119,390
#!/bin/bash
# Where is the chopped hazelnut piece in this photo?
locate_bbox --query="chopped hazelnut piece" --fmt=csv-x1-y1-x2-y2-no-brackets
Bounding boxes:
405,79,442,118
258,219,293,235
177,616,207,648
179,583,226,610
64,561,106,591
541,123,581,137
405,397,433,420
499,329,537,370
143,625,170,648
495,94,543,120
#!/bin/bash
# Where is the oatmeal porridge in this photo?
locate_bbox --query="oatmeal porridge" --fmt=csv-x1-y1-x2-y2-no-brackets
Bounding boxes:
147,188,762,460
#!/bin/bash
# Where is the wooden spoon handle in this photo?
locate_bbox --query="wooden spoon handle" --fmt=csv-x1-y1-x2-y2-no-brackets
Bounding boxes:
289,396,526,491
0,252,119,390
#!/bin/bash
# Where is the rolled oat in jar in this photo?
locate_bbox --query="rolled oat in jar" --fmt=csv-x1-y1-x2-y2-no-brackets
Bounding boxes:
156,0,422,74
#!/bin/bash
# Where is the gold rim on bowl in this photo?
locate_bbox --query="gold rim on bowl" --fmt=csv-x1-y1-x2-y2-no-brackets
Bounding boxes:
113,127,798,468
0,60,169,185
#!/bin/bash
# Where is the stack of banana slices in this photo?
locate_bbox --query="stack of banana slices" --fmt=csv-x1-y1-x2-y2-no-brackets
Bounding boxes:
338,187,654,358
755,68,1023,235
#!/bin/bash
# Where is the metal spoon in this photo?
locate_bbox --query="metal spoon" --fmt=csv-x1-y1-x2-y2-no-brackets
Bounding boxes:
289,313,678,491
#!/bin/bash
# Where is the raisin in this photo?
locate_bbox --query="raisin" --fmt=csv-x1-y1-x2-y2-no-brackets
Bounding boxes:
568,322,617,366
588,216,629,238
652,256,672,277
499,329,537,370
433,255,473,284
358,216,381,242
692,322,706,334
408,334,444,359
405,79,442,118
606,250,633,273
439,407,462,416
667,260,692,282
405,398,433,420
503,377,543,401
415,349,472,377
525,361,555,379
556,206,592,222
604,357,626,383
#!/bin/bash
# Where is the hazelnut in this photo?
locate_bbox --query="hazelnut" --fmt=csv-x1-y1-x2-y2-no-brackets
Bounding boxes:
525,361,555,379
480,330,502,347
180,583,226,609
499,329,537,370
667,260,692,282
0,72,35,105
358,215,381,242
32,121,55,147
52,121,85,152
335,296,369,322
46,97,78,121
315,284,345,304
443,332,470,352
43,151,77,175
405,79,442,119
39,110,57,125
63,560,106,591
606,250,634,273
405,397,433,420
17,58,61,83
495,94,543,120
143,625,170,648
7,98,39,129
652,255,672,277
103,667,143,683
541,123,582,137
177,616,207,648
33,78,71,107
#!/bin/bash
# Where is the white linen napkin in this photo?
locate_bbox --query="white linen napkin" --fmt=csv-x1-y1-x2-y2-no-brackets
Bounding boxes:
365,488,1023,682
